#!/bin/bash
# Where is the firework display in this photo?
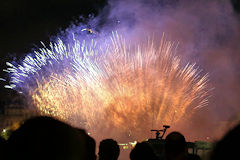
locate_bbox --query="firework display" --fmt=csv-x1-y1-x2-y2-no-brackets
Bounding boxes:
4,32,209,140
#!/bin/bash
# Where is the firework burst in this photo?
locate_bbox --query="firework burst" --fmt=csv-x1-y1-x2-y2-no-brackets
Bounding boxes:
4,32,209,140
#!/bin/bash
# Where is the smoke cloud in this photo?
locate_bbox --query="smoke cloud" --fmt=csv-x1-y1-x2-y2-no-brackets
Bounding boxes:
70,0,240,141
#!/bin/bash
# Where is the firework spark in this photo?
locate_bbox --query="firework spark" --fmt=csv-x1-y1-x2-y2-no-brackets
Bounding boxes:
5,32,209,141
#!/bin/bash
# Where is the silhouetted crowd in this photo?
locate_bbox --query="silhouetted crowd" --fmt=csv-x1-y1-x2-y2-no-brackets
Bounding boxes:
0,116,239,160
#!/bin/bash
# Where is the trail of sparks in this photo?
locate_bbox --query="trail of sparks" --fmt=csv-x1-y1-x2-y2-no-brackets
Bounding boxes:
4,32,210,140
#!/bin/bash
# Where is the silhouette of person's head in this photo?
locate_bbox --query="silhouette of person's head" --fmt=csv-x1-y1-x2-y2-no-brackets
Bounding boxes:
165,131,188,160
98,139,120,160
0,136,6,159
0,136,6,147
6,116,96,160
130,141,158,160
210,122,240,160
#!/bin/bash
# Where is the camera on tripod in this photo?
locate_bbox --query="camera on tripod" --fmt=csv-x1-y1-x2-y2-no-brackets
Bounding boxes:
151,125,170,140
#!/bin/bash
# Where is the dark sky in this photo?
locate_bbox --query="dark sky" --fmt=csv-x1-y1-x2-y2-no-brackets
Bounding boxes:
0,0,106,54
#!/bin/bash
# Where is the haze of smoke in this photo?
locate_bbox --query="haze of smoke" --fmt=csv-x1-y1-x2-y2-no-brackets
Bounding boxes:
64,0,240,140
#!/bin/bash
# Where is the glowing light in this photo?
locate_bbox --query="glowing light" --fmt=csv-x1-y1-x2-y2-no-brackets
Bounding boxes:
5,32,210,141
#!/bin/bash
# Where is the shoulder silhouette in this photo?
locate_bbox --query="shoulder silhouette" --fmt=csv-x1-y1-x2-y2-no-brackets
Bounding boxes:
6,116,96,160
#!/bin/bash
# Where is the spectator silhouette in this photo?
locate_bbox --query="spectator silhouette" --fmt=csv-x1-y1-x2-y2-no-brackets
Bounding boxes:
165,131,201,160
0,136,6,159
210,122,240,160
98,139,120,160
6,116,96,160
130,141,158,160
76,128,96,160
